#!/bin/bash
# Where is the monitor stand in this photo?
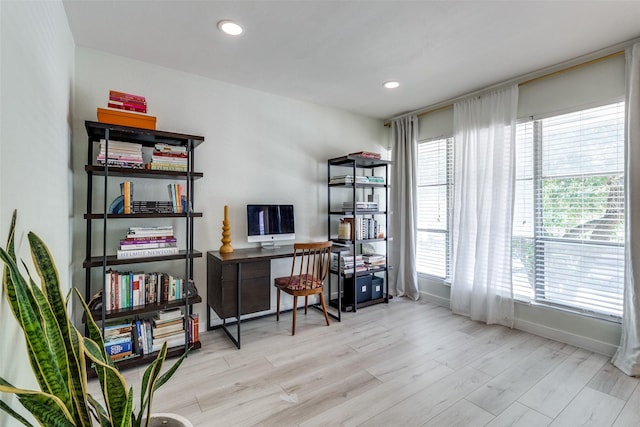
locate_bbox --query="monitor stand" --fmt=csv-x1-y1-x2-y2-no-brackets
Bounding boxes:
260,242,280,250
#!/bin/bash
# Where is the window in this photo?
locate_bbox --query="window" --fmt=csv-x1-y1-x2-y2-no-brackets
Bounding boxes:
416,137,453,278
512,101,625,318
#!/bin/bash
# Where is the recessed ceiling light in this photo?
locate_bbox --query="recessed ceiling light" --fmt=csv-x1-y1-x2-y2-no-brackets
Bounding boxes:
383,81,400,89
218,20,243,36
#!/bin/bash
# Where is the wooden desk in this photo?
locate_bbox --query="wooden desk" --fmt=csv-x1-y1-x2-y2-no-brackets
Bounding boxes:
206,245,296,348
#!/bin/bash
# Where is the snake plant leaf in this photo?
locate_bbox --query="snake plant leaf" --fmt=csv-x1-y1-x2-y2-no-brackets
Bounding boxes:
0,383,75,427
153,346,190,392
29,279,71,391
0,248,71,410
74,287,112,367
87,393,111,427
0,398,34,427
28,232,91,426
119,387,134,427
28,233,75,351
139,343,168,427
4,209,17,270
1,252,48,398
84,338,129,425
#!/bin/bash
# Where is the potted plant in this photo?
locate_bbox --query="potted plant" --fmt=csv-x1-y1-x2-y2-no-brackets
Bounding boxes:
0,211,192,426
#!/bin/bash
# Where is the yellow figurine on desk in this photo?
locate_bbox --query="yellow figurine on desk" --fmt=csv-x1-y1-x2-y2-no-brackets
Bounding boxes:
219,204,234,253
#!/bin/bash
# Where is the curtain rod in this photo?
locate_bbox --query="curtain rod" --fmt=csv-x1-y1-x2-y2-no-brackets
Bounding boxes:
384,37,639,127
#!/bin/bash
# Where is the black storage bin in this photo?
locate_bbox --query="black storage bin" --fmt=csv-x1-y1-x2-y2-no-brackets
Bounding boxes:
371,276,384,299
344,275,372,305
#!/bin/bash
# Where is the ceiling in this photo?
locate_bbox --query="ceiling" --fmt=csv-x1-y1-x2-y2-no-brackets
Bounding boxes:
62,1,640,119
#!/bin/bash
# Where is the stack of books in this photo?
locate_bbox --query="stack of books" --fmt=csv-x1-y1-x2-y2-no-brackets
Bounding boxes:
151,309,186,352
363,254,386,270
331,253,366,275
343,201,379,212
131,200,174,214
148,143,188,172
329,175,385,185
329,175,370,185
366,176,385,184
117,226,178,259
349,151,381,160
104,323,134,361
108,90,147,114
97,140,144,169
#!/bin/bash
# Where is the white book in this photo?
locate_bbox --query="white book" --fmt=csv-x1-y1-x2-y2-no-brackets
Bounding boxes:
152,334,186,353
116,247,179,259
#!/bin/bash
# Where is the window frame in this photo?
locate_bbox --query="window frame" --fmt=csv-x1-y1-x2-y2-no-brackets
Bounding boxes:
416,136,454,281
513,99,625,321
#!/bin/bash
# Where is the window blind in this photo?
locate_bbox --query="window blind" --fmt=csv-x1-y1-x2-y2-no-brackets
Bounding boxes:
514,101,625,317
417,137,453,278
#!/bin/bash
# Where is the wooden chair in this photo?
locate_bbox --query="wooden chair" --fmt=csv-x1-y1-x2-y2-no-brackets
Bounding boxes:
274,241,332,335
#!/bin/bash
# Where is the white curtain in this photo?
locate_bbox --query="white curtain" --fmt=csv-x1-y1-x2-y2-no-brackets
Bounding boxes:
450,85,518,327
612,43,640,376
389,115,419,301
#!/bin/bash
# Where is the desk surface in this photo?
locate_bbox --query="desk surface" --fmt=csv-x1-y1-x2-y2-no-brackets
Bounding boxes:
208,245,296,263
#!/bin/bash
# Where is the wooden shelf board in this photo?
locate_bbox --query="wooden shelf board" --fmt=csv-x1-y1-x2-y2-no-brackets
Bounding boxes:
91,295,202,320
84,212,203,219
328,155,392,167
85,165,203,180
85,121,205,148
83,250,202,268
88,340,202,377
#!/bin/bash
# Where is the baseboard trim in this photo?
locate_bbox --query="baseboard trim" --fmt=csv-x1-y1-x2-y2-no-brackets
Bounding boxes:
419,290,450,308
418,290,618,357
513,317,618,357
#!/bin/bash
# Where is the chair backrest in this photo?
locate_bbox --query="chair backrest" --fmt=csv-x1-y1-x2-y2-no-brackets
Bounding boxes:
289,241,332,285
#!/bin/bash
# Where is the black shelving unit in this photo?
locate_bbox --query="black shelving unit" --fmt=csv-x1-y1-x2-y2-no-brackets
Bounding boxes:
327,155,391,315
83,120,204,371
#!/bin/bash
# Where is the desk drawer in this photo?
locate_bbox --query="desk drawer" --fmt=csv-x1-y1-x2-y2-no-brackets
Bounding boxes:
208,258,271,319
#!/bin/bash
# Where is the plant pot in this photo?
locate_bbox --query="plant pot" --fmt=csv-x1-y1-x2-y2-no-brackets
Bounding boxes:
144,413,193,427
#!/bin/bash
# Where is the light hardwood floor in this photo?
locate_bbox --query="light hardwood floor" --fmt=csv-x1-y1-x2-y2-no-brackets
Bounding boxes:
92,298,640,426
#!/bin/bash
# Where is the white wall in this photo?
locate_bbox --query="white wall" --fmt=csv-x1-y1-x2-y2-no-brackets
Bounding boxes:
72,47,387,328
416,54,626,356
0,1,75,425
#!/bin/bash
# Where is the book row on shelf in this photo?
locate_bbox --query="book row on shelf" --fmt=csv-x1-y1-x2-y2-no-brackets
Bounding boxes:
97,139,188,173
103,309,199,362
104,270,190,311
338,217,383,240
111,183,186,215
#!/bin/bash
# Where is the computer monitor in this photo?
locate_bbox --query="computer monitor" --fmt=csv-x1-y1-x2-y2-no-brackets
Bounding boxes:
246,204,295,247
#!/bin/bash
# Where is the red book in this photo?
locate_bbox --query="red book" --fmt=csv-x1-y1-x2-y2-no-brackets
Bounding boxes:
109,95,147,106
109,90,146,104
152,151,188,159
108,99,147,111
108,103,147,114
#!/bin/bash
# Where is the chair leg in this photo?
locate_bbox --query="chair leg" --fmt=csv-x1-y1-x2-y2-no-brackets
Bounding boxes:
276,288,280,322
304,296,308,315
292,295,297,335
319,293,330,326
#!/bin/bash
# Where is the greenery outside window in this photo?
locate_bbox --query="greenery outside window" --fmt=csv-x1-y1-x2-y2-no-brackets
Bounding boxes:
512,101,625,318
